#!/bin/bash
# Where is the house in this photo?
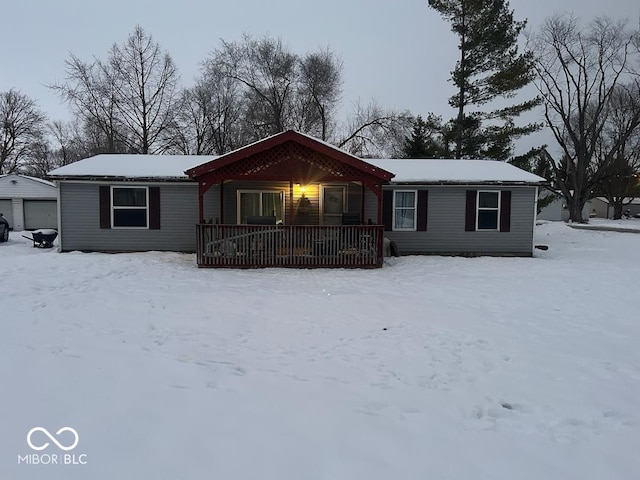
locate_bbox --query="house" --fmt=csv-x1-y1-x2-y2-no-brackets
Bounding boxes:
0,174,58,231
47,130,545,267
537,190,592,222
591,197,640,218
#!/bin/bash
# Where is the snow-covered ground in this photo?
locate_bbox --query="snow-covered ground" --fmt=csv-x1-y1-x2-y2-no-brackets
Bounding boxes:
572,217,640,232
1,222,638,480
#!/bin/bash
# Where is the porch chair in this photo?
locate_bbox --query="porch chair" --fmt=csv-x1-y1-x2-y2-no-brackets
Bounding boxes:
338,212,364,256
246,216,277,225
246,215,278,257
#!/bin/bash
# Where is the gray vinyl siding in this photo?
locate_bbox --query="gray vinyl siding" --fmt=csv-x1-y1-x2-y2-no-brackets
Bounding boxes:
0,175,57,199
202,185,221,224
346,183,362,215
366,185,536,256
59,182,198,252
217,181,364,225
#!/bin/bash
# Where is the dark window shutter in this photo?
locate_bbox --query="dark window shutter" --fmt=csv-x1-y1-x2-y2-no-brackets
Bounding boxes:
382,190,393,231
465,190,477,231
149,187,161,230
99,186,111,229
500,190,511,232
417,190,428,231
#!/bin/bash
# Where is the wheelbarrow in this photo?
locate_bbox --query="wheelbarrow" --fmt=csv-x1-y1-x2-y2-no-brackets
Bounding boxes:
22,229,58,248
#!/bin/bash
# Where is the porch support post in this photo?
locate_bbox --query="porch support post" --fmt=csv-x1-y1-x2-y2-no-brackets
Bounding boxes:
198,182,205,224
220,180,224,224
360,182,365,223
289,180,294,225
376,184,383,225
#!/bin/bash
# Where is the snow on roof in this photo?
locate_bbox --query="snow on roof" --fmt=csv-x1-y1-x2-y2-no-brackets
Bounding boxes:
366,159,546,184
0,173,55,187
47,155,215,180
46,152,546,185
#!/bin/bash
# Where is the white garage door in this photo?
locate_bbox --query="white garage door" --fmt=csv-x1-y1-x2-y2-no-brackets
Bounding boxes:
24,200,57,229
0,200,13,228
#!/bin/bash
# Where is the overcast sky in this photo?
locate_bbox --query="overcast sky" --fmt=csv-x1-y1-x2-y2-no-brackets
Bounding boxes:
2,0,639,154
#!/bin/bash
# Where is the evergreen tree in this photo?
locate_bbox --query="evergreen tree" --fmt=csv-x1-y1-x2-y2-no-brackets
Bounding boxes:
427,0,541,159
403,116,430,158
403,114,454,158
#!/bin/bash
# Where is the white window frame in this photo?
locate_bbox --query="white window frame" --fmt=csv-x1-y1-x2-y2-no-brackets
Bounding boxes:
236,189,286,224
476,190,501,231
393,189,418,231
319,184,347,225
111,186,149,229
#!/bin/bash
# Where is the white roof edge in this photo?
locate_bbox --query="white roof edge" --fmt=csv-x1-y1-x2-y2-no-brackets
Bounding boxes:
47,154,213,179
365,159,546,184
44,151,548,184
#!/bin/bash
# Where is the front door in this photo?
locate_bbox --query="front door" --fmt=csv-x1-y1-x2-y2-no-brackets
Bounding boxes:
321,185,346,225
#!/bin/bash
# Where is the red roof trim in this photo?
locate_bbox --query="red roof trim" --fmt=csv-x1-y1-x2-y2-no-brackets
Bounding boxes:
185,130,394,182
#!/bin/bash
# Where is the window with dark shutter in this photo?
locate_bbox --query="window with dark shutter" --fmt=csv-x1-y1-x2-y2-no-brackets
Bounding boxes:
112,187,148,227
465,190,477,231
382,190,393,231
149,187,161,230
417,190,428,231
477,191,500,230
393,190,417,230
99,186,111,229
500,190,511,232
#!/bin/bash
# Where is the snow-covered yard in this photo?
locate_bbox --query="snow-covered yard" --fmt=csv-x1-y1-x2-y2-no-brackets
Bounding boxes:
1,222,638,480
571,217,640,233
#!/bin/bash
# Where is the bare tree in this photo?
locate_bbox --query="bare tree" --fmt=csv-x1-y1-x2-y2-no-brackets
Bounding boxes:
0,89,47,174
109,26,180,153
530,14,640,222
51,26,180,155
48,120,94,164
337,99,412,158
50,54,125,153
211,34,297,139
166,86,213,155
296,48,343,140
198,34,407,156
201,35,344,147
593,84,640,218
169,68,245,155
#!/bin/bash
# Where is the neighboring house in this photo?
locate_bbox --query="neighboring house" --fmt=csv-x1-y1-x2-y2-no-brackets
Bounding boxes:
0,174,58,231
537,191,592,222
48,130,545,268
591,197,640,218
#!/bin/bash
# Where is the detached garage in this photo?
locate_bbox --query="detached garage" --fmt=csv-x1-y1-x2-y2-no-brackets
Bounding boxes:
0,174,58,230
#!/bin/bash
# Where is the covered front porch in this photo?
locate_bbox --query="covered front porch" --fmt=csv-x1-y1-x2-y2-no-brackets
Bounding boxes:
196,223,384,268
186,131,393,268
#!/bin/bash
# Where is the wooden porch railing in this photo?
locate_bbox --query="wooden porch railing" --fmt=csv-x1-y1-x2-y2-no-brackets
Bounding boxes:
196,224,384,268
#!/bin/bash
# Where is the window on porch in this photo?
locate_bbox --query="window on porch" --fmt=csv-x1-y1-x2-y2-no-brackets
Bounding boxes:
238,190,285,224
